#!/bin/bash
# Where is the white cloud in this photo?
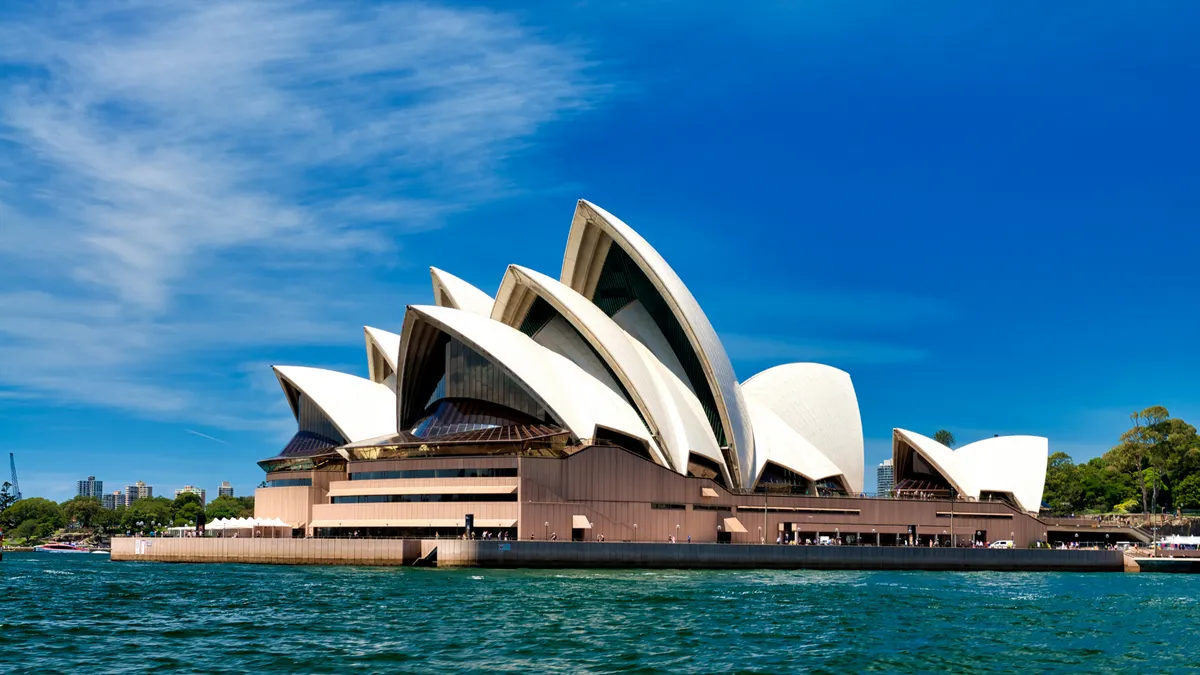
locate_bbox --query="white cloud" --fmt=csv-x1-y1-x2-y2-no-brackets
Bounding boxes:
0,1,602,427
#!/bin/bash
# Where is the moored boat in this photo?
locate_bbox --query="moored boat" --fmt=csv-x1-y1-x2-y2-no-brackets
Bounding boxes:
34,542,92,553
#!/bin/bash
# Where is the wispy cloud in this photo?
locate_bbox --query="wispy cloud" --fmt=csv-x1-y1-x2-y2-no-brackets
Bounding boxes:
722,334,928,365
185,429,230,445
0,1,602,426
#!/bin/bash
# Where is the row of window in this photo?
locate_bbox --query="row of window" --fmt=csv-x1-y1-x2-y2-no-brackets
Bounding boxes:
331,493,518,504
349,468,519,481
264,478,313,488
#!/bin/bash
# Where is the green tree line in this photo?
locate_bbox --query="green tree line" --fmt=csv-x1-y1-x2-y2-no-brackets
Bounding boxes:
0,490,254,545
1044,406,1200,514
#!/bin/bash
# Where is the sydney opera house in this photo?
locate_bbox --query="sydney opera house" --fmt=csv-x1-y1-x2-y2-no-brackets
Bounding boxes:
256,200,1053,546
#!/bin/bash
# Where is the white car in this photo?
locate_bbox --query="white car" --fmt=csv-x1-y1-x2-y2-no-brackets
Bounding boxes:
989,540,1015,549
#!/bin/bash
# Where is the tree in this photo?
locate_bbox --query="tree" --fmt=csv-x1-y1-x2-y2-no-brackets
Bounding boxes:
172,492,205,527
0,497,65,542
1107,407,1168,514
1175,474,1200,510
206,495,244,520
1043,452,1080,513
1148,417,1200,509
120,496,173,533
933,430,956,448
0,481,15,512
62,496,105,529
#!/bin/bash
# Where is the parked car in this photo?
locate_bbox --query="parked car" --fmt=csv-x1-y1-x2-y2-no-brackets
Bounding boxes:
989,540,1015,549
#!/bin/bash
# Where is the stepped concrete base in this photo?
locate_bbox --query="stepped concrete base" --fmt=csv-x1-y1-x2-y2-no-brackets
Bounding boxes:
433,540,1124,571
112,537,1123,572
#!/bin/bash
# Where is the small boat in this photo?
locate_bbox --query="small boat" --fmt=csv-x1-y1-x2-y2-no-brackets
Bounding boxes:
34,542,91,553
91,550,111,555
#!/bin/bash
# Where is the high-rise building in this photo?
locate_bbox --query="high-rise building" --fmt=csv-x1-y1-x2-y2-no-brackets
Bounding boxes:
218,481,234,498
102,491,125,510
174,485,206,502
125,481,152,504
877,459,894,496
76,476,103,498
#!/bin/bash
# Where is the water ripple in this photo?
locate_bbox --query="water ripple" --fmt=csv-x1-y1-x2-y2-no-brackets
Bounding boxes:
2,553,1200,673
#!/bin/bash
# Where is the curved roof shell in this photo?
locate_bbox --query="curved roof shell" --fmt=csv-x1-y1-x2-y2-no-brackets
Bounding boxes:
741,363,864,493
363,326,401,387
891,428,1048,512
396,304,662,463
272,365,397,443
492,264,724,478
430,267,495,317
745,395,847,489
559,199,754,487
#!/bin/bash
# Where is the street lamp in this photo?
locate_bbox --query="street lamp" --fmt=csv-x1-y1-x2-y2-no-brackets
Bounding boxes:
758,525,763,545
544,521,548,540
872,528,877,547
676,524,680,542
633,523,638,542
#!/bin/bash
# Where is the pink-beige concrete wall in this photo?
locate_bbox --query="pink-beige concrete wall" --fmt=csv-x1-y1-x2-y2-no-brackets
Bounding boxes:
111,536,422,565
517,447,1048,546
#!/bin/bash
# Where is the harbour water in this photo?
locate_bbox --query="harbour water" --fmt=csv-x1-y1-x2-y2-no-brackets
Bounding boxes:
2,552,1197,673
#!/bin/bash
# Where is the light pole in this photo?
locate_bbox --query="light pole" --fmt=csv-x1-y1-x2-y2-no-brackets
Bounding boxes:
633,523,638,542
544,521,548,541
758,526,762,545
872,528,877,547
950,487,956,548
676,524,680,542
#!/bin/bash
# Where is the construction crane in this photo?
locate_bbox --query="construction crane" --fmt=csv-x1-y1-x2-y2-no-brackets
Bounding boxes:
9,452,21,501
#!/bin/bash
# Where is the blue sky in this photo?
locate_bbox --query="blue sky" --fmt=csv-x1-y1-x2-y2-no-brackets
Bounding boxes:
2,1,1198,501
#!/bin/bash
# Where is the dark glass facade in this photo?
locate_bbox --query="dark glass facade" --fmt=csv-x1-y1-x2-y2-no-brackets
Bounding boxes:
264,478,314,488
590,244,726,447
411,398,542,439
350,467,519,481
331,493,518,504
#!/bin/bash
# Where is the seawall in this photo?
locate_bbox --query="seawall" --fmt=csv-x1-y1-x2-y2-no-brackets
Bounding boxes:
111,538,1123,572
111,537,428,566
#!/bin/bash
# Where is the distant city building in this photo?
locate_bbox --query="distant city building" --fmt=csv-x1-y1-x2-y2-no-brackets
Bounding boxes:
102,491,125,510
877,459,894,496
174,485,206,502
76,476,103,498
218,481,234,498
125,481,152,504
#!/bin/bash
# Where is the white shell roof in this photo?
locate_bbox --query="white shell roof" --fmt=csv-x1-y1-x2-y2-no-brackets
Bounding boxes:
430,267,495,317
492,264,715,475
745,394,846,486
625,336,727,480
892,428,1048,512
363,326,400,383
560,199,755,488
401,304,661,461
272,365,397,443
741,363,864,493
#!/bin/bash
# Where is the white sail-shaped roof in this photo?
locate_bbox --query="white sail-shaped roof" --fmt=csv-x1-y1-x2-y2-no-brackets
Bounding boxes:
492,264,719,476
746,395,847,489
272,366,397,443
560,199,755,488
396,304,663,463
430,267,495,317
892,429,1048,512
363,326,400,387
741,363,864,494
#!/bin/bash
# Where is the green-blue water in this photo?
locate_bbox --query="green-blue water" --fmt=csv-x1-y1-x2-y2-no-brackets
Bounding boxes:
2,553,1198,674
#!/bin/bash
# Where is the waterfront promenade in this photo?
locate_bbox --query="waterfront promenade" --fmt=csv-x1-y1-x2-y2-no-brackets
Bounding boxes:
110,537,1123,572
